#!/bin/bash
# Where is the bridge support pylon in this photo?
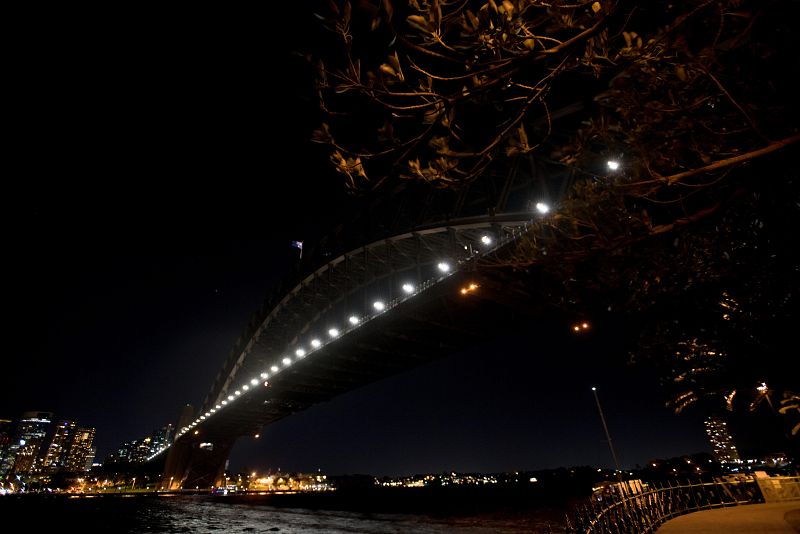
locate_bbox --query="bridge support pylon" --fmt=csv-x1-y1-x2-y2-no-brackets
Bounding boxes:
161,436,236,490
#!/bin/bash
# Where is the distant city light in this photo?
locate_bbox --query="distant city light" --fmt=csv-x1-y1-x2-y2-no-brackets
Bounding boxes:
254,434,260,439
271,365,279,372
607,160,620,171
250,378,259,386
328,328,339,337
535,202,550,214
572,322,590,333
592,387,597,391
481,235,492,245
282,357,292,366
349,315,359,325
402,283,415,294
373,300,386,311
311,339,321,348
194,430,199,435
296,348,307,357
437,262,451,272
757,382,768,393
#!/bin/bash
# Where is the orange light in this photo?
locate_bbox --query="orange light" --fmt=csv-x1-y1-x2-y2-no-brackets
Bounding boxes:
572,321,591,333
460,283,480,295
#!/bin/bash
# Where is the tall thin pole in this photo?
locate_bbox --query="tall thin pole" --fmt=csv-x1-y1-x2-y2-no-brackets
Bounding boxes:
592,387,621,473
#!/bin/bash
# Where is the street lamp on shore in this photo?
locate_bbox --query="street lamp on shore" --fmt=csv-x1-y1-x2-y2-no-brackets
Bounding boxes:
591,387,622,475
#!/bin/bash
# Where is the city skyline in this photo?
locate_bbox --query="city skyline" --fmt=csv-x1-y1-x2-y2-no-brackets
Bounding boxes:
0,411,96,478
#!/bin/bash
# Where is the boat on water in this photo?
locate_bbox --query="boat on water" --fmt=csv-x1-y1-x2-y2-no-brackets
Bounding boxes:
211,485,237,496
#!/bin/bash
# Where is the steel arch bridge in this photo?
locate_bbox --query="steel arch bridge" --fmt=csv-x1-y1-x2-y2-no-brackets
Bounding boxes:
159,155,577,489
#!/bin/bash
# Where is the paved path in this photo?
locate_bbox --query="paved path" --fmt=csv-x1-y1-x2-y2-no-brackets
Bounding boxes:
657,502,800,533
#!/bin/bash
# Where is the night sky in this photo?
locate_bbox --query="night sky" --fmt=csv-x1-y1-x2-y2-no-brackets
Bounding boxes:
3,7,783,477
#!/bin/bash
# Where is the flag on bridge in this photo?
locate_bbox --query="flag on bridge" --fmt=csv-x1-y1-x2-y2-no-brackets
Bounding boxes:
291,240,303,259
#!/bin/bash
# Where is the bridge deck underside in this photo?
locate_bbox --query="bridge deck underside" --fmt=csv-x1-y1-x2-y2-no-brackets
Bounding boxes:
183,268,544,443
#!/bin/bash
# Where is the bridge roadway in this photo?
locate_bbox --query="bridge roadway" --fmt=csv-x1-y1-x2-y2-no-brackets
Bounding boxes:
160,215,552,488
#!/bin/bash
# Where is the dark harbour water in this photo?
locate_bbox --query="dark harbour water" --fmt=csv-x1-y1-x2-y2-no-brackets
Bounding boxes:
0,493,567,533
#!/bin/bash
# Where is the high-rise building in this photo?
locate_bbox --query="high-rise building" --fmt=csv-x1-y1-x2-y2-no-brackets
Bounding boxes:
133,438,153,463
151,424,174,454
0,419,14,474
106,438,148,464
84,446,97,471
704,415,741,463
42,420,76,470
64,427,95,473
5,412,54,475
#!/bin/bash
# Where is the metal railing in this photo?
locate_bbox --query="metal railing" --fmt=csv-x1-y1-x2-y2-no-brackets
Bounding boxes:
565,477,766,534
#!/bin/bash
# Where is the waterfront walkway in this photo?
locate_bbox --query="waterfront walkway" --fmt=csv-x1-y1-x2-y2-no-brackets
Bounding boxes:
657,502,800,533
